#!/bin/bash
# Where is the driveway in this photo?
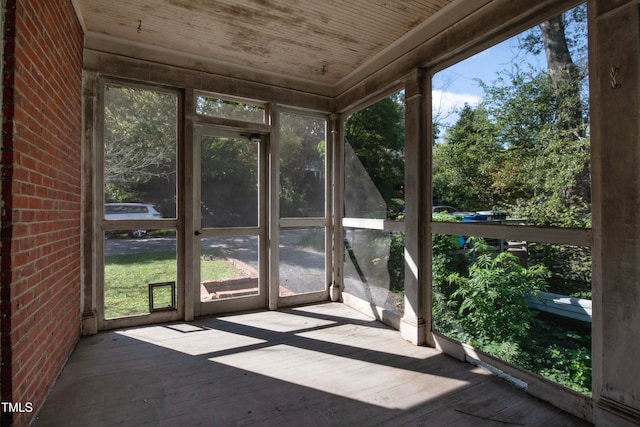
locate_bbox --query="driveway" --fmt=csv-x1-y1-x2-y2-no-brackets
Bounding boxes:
105,230,326,295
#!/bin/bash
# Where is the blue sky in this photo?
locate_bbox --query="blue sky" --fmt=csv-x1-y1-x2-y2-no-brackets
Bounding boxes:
432,35,546,127
430,2,587,130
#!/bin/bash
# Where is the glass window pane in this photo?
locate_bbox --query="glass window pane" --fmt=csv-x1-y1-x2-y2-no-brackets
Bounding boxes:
200,135,258,228
200,236,259,302
432,233,592,395
196,95,264,123
104,230,177,319
103,84,177,218
279,228,325,295
279,113,326,218
343,229,404,315
344,92,405,220
431,4,589,229
343,142,387,219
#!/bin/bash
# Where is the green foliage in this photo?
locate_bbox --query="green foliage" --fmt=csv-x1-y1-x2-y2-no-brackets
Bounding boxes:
433,104,501,210
201,136,258,183
504,196,591,228
536,344,591,394
518,4,588,73
104,85,177,202
502,197,592,298
528,242,592,298
199,136,259,226
104,251,178,318
481,70,557,150
105,250,240,318
433,68,590,212
431,214,468,314
433,28,590,214
436,68,590,210
387,198,405,220
431,234,591,393
279,113,326,217
517,314,592,395
430,6,592,394
387,232,405,293
446,239,549,350
344,95,405,207
196,96,264,122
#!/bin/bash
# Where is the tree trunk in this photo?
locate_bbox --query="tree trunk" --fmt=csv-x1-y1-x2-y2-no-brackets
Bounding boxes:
540,16,583,132
540,16,590,203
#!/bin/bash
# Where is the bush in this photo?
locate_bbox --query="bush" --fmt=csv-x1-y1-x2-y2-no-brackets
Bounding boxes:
503,196,591,228
528,243,591,298
442,239,549,359
431,234,591,394
387,232,405,293
517,313,592,395
500,197,592,298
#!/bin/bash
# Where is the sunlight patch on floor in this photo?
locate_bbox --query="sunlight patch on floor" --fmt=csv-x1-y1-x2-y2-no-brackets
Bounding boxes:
209,344,470,410
218,310,337,332
117,326,265,356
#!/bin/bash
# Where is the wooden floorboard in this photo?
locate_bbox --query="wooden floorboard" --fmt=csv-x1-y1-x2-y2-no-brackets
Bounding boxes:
33,303,592,426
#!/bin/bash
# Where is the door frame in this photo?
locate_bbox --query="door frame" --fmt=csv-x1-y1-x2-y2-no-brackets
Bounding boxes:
192,126,269,317
271,107,333,309
95,85,333,330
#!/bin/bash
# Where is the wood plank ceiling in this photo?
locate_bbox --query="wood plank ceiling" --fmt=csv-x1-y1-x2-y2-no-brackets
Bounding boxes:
74,0,455,86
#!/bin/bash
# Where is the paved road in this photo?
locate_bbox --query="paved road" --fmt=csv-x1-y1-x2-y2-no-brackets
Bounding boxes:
104,229,401,312
105,230,326,295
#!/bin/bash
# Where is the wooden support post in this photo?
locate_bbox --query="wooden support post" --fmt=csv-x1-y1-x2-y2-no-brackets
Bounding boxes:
183,89,195,321
590,0,640,424
400,69,430,346
268,105,280,310
330,113,343,302
81,70,98,335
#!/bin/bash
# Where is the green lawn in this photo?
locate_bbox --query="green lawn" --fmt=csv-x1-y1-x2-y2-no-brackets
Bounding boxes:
104,250,240,319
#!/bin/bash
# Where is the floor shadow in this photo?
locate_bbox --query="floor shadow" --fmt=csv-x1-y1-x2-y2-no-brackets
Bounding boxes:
33,304,591,427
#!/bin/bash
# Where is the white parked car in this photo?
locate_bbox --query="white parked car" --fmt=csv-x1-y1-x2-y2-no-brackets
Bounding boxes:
104,203,162,238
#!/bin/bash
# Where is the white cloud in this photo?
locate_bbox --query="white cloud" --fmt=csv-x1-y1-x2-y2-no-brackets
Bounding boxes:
432,90,481,121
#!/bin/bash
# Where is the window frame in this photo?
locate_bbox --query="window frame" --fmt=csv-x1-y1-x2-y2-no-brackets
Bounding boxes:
425,0,593,404
96,77,184,329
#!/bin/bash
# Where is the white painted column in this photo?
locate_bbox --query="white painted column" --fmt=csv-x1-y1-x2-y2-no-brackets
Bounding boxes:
268,105,280,310
330,113,343,302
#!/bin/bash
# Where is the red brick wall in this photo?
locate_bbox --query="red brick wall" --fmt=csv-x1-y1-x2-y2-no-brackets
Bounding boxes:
1,1,83,425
